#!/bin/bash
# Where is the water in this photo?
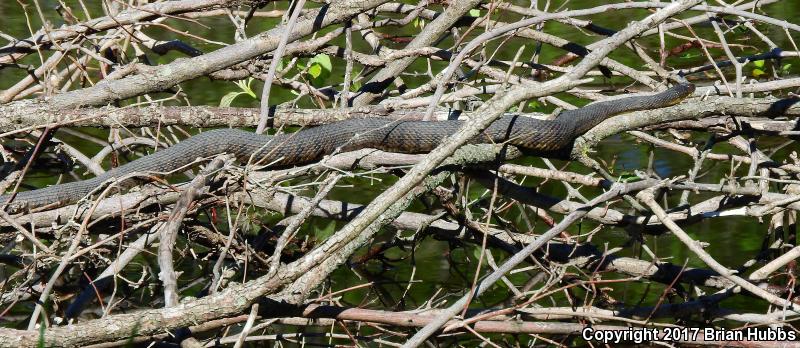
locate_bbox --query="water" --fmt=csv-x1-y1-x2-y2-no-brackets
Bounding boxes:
1,0,798,337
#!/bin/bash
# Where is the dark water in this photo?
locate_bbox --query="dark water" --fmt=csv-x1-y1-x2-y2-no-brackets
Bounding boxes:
1,0,799,336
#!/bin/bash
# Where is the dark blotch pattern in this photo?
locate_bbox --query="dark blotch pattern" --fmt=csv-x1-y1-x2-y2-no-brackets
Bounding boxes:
1,83,695,212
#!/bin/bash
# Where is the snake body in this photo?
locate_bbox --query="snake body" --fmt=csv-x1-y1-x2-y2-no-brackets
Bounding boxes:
2,83,694,212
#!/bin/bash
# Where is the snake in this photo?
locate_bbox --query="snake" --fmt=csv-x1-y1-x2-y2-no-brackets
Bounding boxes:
1,83,694,213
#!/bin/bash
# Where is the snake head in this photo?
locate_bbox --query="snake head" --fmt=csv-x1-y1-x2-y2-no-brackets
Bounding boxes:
666,83,696,106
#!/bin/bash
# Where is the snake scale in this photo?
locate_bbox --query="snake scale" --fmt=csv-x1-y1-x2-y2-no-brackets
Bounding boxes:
1,83,694,213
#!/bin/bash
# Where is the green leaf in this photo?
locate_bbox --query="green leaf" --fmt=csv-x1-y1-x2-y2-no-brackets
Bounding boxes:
469,9,481,17
276,58,285,72
350,80,362,91
752,68,766,77
315,220,337,240
680,53,700,59
308,63,322,79
220,91,246,107
527,100,541,110
37,324,46,348
471,247,483,262
235,77,257,98
782,63,792,72
618,171,641,183
310,54,332,72
753,60,765,68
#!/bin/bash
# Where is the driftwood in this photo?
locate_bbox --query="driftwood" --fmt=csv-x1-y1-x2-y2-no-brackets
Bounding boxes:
1,0,799,347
